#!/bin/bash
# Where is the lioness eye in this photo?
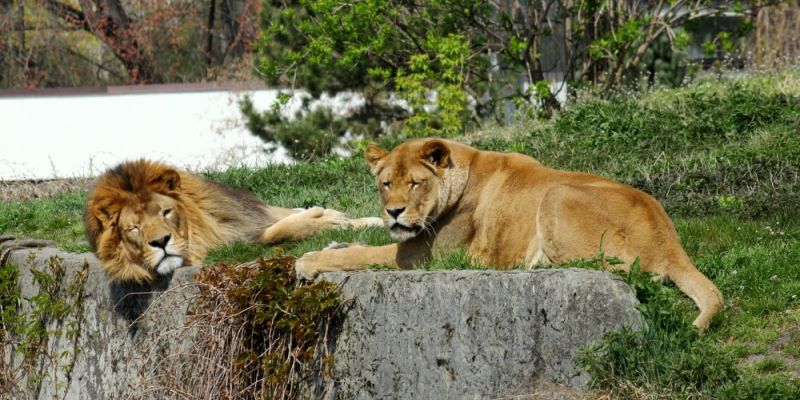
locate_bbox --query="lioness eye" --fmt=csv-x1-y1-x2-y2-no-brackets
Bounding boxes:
410,181,420,188
127,226,139,233
382,181,391,189
162,208,172,217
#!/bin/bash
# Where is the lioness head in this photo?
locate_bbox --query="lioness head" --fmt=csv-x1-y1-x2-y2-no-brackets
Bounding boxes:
85,160,190,283
365,139,467,241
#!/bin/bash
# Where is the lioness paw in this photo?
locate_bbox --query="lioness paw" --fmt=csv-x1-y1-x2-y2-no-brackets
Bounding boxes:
349,217,384,229
325,241,350,250
295,252,321,281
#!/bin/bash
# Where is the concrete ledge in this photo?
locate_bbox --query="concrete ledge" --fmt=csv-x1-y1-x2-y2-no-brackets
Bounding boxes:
311,270,642,399
1,242,641,399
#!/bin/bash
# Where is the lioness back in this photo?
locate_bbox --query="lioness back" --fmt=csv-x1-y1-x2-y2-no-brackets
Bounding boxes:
296,138,723,332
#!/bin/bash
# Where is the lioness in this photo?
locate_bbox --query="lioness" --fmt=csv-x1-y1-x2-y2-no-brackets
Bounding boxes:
295,139,723,331
85,159,382,283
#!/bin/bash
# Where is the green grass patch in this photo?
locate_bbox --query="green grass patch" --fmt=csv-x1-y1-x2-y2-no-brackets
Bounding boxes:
577,263,739,397
717,374,800,400
752,358,785,374
204,157,383,217
475,76,800,219
0,191,88,253
422,247,489,271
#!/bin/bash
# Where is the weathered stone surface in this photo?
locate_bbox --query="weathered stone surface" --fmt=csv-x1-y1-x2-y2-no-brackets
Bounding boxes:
2,242,200,400
1,241,641,400
309,270,642,399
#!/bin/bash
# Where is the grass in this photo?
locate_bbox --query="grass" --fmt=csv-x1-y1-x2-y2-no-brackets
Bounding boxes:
1,71,800,398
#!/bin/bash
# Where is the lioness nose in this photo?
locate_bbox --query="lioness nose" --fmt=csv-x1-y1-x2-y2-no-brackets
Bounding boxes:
148,234,171,249
386,207,405,219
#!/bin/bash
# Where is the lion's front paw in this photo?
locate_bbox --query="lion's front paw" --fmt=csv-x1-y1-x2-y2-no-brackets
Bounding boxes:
282,207,351,233
296,207,351,231
295,251,323,281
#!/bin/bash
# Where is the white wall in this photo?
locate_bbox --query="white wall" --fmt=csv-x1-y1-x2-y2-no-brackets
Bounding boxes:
0,88,360,181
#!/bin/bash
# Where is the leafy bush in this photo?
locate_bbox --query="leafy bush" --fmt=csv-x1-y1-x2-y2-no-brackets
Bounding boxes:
241,95,343,160
0,261,19,344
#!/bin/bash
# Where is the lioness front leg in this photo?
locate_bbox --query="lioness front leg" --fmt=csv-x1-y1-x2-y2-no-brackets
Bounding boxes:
294,243,400,280
260,207,383,243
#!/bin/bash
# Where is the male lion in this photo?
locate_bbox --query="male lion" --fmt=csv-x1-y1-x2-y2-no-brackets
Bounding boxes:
85,159,382,283
295,139,723,332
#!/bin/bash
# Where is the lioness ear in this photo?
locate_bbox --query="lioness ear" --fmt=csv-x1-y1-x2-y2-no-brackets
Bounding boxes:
149,169,181,193
419,140,450,170
365,144,388,175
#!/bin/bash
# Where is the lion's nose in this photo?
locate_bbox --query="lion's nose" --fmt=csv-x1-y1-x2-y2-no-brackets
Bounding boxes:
148,234,171,249
386,207,405,219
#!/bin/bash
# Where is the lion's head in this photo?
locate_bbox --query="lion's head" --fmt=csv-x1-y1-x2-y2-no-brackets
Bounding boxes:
85,160,190,283
365,139,468,242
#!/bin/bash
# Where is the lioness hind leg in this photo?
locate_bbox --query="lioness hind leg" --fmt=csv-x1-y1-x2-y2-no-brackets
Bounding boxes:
538,184,723,332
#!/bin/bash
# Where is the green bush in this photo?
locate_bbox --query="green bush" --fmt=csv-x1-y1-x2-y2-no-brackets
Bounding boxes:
474,77,800,218
240,96,343,161
0,261,19,344
245,0,755,157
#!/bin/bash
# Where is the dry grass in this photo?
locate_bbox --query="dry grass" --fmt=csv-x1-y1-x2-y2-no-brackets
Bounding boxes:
133,258,342,400
753,1,800,68
0,178,93,202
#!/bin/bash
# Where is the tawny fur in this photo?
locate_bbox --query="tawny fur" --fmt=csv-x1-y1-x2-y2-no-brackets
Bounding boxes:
295,139,724,332
85,159,382,283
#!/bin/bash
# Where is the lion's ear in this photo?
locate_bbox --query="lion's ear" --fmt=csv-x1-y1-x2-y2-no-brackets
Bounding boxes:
419,140,450,170
365,144,388,175
84,200,118,251
149,169,181,193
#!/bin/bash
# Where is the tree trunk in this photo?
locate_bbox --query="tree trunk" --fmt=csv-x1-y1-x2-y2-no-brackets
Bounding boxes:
0,0,12,83
220,0,245,62
205,0,217,66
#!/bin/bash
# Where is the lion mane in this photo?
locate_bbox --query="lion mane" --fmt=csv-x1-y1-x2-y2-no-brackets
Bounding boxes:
86,159,379,283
